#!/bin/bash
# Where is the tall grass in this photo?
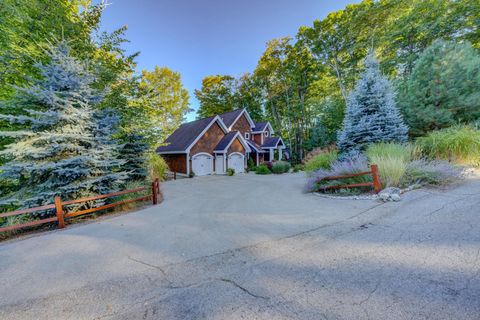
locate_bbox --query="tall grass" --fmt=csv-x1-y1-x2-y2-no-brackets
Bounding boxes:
366,143,413,187
147,153,169,181
415,126,480,166
304,150,338,173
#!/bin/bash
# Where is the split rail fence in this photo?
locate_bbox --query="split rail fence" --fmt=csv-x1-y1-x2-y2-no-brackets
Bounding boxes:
316,164,382,193
0,179,161,233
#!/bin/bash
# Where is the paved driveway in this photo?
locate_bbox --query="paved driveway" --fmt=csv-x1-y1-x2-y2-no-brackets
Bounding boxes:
0,172,479,319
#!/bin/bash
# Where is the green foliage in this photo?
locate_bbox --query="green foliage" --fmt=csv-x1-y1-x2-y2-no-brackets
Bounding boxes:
129,66,191,146
112,180,150,212
415,126,480,166
195,75,236,118
255,164,271,175
271,161,291,174
293,164,304,173
227,168,235,176
366,143,413,187
189,171,195,178
119,134,148,181
398,40,480,136
0,42,126,212
304,150,338,173
147,153,169,182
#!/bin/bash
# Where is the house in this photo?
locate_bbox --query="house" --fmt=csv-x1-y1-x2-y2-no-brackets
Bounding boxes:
156,109,286,176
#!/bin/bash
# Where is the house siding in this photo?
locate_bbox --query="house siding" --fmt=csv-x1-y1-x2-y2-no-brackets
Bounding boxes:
190,122,225,155
227,138,246,155
231,114,251,135
162,154,187,174
252,133,263,145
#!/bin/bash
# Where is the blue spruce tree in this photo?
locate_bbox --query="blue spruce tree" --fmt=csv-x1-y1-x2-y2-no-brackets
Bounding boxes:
337,53,408,152
0,42,126,211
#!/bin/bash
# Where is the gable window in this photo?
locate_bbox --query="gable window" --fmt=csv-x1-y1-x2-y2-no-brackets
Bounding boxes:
245,132,250,140
264,131,269,137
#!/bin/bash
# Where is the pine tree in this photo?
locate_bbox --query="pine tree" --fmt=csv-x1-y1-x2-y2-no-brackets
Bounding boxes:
0,41,126,211
337,53,408,152
119,133,148,181
397,40,480,137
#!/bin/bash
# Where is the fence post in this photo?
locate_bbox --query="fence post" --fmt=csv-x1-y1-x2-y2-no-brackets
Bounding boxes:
151,181,158,205
54,196,65,229
371,164,381,194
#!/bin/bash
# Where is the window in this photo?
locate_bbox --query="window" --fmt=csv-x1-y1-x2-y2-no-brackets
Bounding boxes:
264,131,269,137
245,132,250,139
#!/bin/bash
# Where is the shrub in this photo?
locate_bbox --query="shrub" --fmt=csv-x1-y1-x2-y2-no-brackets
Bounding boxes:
271,161,291,174
147,153,169,182
366,143,413,187
255,164,271,175
304,150,338,173
293,164,304,173
113,180,150,212
402,160,463,186
189,171,195,178
305,153,370,193
415,126,480,166
227,168,235,176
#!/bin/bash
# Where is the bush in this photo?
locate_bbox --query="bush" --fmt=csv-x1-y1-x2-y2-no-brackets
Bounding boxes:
255,164,271,175
189,171,195,178
304,150,338,173
402,160,463,186
415,126,480,166
293,164,304,172
147,153,169,182
227,168,235,176
271,161,291,174
366,143,413,187
305,153,370,193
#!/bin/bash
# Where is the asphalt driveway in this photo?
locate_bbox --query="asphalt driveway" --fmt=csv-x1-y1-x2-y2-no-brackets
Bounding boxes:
0,172,479,319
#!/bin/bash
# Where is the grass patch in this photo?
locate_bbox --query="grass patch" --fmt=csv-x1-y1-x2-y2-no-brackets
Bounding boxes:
366,143,413,187
304,150,338,173
415,126,480,166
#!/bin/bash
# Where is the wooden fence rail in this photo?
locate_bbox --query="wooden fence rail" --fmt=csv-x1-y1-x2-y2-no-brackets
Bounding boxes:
316,164,382,193
0,179,161,234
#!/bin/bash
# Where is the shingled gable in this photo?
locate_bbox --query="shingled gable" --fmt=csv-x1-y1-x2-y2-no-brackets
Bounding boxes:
156,115,228,154
214,131,251,153
219,108,255,130
252,121,274,134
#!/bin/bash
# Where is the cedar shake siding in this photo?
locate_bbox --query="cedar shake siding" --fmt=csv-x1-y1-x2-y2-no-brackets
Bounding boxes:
227,138,246,155
162,154,187,174
230,114,251,135
190,122,225,155
253,133,263,145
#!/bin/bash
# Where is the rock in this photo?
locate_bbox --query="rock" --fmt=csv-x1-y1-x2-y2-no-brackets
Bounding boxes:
390,194,401,201
379,187,402,202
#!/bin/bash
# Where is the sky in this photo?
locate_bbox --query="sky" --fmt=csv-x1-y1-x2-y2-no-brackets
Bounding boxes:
99,0,357,121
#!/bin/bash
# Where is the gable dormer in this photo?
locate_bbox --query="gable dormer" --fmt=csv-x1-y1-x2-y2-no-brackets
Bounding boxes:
219,109,255,137
251,121,274,145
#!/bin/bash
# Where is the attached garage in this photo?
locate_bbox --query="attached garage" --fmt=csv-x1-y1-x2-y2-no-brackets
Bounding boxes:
191,153,214,176
228,152,244,173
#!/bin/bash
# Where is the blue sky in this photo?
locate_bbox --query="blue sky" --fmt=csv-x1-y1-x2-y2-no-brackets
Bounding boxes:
99,0,357,121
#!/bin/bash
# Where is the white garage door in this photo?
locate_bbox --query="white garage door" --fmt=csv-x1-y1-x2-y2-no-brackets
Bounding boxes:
192,153,214,176
228,153,244,173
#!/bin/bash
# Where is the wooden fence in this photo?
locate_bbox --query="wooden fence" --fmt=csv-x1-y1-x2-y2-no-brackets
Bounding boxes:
316,164,382,193
0,179,161,233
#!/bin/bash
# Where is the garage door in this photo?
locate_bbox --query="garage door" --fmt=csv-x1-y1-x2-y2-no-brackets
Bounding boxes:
192,153,213,176
228,153,244,173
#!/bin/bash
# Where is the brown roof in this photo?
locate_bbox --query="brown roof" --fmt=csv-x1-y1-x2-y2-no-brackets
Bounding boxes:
156,116,216,153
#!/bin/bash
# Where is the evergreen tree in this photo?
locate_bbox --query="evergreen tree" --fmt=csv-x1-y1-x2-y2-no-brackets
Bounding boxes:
337,53,408,152
119,134,148,181
0,42,126,210
398,40,480,137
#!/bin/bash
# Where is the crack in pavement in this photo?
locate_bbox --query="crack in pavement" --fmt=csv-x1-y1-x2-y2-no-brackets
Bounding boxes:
218,278,270,300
